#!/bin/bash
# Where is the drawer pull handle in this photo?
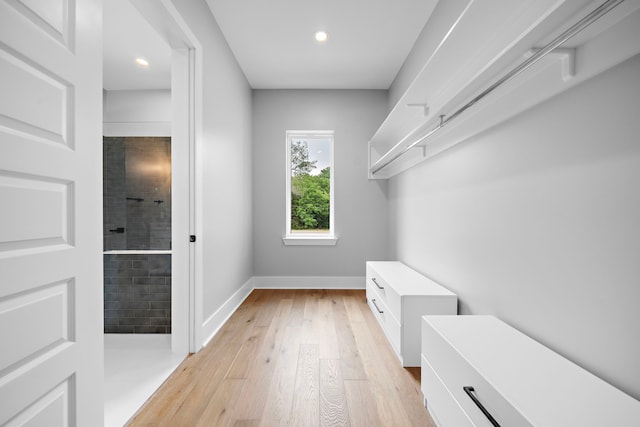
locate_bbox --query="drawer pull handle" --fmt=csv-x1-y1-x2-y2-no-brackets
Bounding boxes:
372,277,384,289
371,298,384,314
463,386,500,427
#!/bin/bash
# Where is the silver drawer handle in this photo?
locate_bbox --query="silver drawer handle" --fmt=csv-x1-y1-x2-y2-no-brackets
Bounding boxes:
371,298,384,314
463,386,500,427
372,277,384,289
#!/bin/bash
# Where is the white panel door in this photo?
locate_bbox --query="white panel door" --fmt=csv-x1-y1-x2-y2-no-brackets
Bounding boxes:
0,0,103,426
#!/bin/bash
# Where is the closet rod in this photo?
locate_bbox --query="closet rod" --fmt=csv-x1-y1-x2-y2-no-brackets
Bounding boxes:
371,0,624,176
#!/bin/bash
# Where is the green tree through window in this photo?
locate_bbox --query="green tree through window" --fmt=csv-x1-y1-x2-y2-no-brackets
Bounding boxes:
291,140,317,176
287,133,333,235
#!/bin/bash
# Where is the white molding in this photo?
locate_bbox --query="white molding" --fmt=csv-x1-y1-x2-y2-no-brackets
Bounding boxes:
253,276,365,289
200,277,254,349
282,236,338,246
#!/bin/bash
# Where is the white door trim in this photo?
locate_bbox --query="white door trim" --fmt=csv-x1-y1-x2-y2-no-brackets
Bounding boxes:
132,0,203,354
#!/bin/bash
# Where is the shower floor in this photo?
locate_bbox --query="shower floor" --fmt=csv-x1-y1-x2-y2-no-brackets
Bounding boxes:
104,334,185,427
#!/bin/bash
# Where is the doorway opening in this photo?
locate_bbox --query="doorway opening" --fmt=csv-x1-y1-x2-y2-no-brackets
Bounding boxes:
102,0,196,425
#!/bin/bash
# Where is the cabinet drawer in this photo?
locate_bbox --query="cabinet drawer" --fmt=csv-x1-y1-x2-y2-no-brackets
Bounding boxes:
366,290,401,355
366,264,402,320
366,261,457,367
422,316,640,426
421,355,473,427
422,320,532,427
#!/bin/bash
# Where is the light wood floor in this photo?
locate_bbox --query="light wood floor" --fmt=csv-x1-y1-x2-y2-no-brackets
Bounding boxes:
127,289,437,427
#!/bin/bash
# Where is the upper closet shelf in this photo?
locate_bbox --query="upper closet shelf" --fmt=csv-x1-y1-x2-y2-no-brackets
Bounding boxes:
368,0,640,179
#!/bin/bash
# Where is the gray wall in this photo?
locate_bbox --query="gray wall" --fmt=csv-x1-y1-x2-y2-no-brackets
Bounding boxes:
252,90,389,277
170,0,253,321
389,55,640,400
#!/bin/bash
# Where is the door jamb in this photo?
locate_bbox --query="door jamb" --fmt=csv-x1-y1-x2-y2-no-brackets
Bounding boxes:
132,0,203,354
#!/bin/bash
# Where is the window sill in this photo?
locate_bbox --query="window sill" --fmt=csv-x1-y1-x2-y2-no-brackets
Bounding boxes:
282,236,338,246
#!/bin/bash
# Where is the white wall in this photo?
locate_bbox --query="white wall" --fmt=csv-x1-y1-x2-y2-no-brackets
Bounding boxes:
389,55,640,400
103,89,171,136
168,0,253,332
252,90,389,281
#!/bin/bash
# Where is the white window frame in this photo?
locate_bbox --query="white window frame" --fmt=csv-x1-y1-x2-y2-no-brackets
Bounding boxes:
283,130,337,246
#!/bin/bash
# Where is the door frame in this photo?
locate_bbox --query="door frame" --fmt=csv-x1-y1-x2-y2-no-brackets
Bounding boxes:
132,0,203,354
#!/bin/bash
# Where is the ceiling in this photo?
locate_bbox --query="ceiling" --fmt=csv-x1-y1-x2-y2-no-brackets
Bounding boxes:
207,0,435,89
103,0,435,90
103,0,171,91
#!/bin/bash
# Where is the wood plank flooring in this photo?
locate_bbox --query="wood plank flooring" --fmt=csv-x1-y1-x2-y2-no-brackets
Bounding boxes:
126,289,437,427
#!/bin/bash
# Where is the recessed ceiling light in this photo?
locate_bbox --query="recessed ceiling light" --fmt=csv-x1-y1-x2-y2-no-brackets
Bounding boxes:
314,31,328,43
135,57,149,67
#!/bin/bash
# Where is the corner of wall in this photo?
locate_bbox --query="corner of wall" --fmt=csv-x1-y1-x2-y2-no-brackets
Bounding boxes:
201,277,254,348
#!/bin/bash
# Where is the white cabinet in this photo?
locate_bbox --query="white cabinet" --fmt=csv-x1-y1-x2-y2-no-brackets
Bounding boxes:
366,261,457,367
421,315,640,427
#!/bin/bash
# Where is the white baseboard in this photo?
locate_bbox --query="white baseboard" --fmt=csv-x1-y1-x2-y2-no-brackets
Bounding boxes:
253,276,365,289
200,277,254,348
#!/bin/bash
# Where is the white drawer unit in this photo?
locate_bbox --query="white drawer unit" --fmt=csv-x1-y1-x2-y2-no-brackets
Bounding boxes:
366,261,457,367
421,315,640,427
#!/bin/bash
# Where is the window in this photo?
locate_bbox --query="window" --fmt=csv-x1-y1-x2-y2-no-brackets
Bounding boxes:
284,130,336,245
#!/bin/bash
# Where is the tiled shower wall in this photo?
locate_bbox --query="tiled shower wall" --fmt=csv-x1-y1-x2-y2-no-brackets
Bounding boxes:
103,254,171,333
103,137,171,251
103,137,172,333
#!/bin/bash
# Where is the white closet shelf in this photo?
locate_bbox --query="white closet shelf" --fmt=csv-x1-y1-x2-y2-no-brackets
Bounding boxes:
369,0,640,179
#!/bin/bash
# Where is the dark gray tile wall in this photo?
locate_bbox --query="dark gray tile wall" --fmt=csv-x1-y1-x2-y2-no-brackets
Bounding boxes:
103,137,172,334
103,137,172,251
103,137,127,250
104,254,171,333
